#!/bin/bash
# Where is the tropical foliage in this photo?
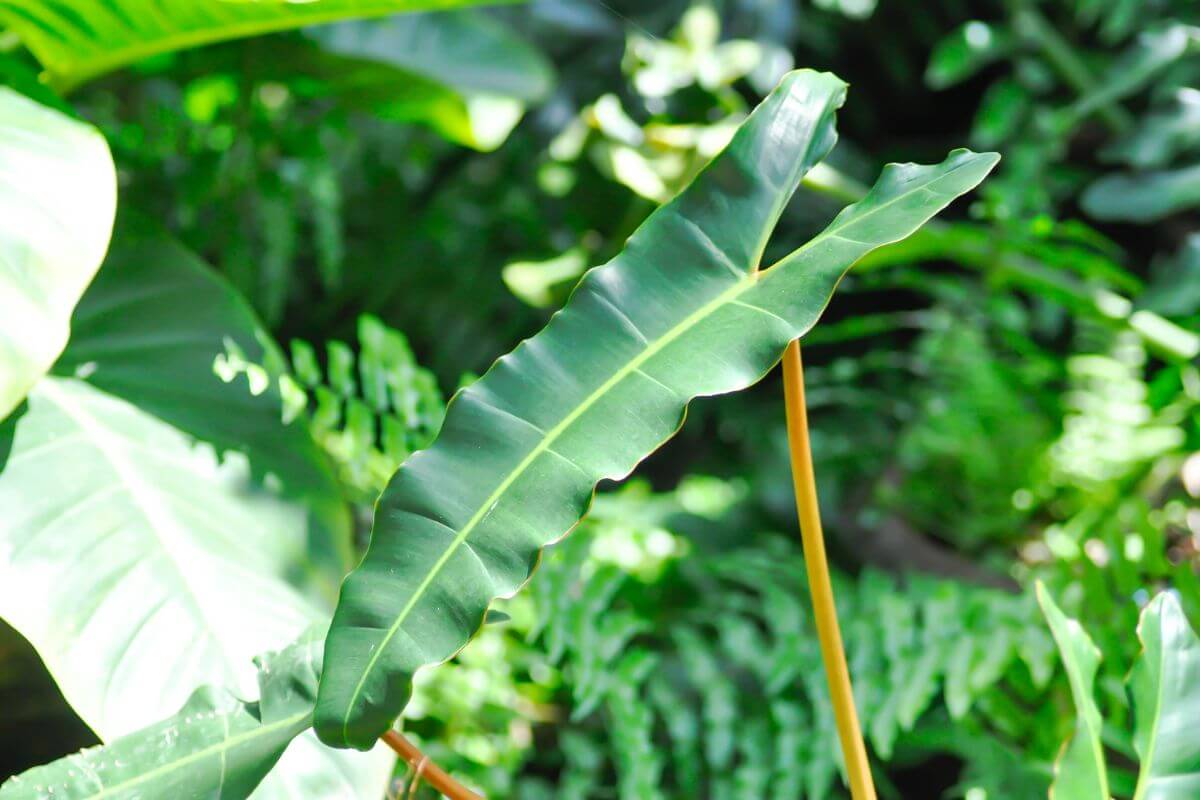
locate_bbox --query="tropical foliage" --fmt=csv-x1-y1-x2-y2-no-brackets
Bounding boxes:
1,1,1198,799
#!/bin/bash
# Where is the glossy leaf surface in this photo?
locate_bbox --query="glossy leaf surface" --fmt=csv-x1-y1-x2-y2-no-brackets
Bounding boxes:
316,69,999,749
0,88,115,422
1130,592,1200,800
0,0,517,89
1037,583,1109,800
0,639,321,800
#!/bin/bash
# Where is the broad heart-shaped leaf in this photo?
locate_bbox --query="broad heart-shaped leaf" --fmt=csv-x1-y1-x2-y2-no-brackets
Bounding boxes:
316,68,1000,749
0,229,389,797
0,0,520,90
0,637,322,800
54,216,355,589
310,10,554,150
1130,592,1200,800
0,87,115,422
1037,584,1110,800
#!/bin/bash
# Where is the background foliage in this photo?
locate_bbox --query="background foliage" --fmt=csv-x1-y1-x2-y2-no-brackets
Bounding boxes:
1,0,1199,797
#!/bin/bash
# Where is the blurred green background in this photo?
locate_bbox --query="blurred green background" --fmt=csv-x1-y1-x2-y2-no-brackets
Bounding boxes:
2,0,1199,797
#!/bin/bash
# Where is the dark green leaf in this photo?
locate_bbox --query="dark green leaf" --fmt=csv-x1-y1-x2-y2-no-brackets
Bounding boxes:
314,68,998,749
925,21,1012,90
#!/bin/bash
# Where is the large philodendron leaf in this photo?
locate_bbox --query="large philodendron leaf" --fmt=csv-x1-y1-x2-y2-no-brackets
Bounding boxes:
1037,584,1110,800
0,0,519,90
0,376,321,732
54,217,355,586
0,230,390,797
0,638,323,800
1130,592,1200,800
0,87,115,422
316,68,999,749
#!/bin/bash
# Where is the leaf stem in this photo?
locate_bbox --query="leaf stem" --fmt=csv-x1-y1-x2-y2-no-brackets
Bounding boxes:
782,340,877,800
382,730,484,800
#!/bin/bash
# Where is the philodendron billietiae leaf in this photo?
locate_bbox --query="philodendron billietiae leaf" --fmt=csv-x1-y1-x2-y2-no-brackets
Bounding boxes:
316,69,1000,749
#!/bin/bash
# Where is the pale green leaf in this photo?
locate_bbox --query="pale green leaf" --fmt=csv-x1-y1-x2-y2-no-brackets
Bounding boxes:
1037,583,1110,800
0,376,320,733
314,68,998,749
1131,592,1200,800
0,638,320,800
502,249,589,307
0,87,115,422
0,232,388,798
0,0,521,90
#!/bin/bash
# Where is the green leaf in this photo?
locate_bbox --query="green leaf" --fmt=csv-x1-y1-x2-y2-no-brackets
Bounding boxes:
503,249,589,307
0,638,322,800
1141,235,1200,318
1037,583,1110,800
1130,592,1200,800
1081,164,1200,223
0,0,521,90
925,21,1012,90
315,9,553,102
256,10,555,151
0,230,388,798
0,87,115,422
0,376,323,729
1066,24,1199,128
1101,89,1200,169
315,68,999,749
54,218,355,585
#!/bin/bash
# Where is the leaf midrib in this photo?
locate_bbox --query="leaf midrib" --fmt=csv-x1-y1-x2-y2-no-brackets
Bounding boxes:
82,710,310,800
339,154,988,738
35,378,239,690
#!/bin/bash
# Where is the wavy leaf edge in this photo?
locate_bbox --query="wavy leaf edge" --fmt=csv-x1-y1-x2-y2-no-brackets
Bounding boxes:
316,68,999,749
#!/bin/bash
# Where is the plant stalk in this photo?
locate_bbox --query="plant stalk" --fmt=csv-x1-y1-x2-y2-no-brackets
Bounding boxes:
382,729,484,800
782,340,877,800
